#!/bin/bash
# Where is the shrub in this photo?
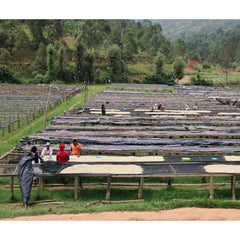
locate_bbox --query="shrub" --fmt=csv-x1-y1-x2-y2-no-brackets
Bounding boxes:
190,76,214,86
132,78,142,84
143,71,175,85
0,64,21,83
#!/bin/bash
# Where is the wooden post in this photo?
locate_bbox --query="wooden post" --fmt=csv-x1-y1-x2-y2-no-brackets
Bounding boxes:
43,84,52,131
2,127,5,137
138,177,144,199
74,176,79,200
231,176,236,200
167,177,172,186
26,113,29,124
36,176,42,200
210,176,214,199
17,113,20,128
106,176,111,200
10,176,14,200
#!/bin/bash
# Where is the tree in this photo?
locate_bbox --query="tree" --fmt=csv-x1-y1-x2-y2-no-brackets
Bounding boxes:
46,44,55,82
154,51,165,75
28,20,48,49
84,50,95,83
0,48,11,63
74,38,85,83
175,38,186,58
107,44,127,82
218,40,237,83
12,30,33,64
173,57,185,83
33,42,47,75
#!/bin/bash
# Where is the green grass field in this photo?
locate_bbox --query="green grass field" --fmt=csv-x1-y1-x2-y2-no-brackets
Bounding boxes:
1,80,240,219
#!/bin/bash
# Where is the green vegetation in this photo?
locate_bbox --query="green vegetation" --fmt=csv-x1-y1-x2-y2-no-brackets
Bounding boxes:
1,175,240,219
0,84,107,156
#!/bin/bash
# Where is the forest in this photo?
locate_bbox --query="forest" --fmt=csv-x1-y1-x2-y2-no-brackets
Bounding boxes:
1,19,240,85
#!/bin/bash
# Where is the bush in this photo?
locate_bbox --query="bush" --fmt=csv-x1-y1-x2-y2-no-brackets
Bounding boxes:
190,76,214,86
132,78,142,84
143,71,175,85
202,63,212,70
0,64,21,83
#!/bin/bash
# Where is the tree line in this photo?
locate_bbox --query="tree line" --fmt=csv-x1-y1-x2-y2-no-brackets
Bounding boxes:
2,19,238,85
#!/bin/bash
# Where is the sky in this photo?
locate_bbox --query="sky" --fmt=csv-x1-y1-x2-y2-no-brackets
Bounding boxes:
2,0,240,19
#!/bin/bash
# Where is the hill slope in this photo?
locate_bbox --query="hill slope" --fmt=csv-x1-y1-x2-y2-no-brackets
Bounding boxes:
153,19,240,40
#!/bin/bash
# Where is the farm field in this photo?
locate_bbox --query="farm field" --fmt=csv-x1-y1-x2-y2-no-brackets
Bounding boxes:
0,84,81,137
2,83,240,221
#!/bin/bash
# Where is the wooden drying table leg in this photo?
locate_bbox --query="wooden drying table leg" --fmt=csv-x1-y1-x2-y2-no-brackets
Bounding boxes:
210,176,214,199
36,176,42,200
106,177,111,200
74,176,79,200
231,176,236,200
10,176,14,200
138,177,144,199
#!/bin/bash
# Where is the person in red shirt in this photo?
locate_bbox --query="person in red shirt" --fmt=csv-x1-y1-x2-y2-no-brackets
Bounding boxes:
70,138,82,157
56,143,69,163
56,143,69,184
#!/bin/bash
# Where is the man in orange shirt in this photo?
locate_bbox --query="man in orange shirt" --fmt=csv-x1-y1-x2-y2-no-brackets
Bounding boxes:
70,138,82,157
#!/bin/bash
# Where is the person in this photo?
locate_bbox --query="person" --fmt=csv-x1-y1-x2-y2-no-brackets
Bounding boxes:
158,102,162,110
56,143,69,184
101,103,106,115
185,104,190,111
192,103,198,110
56,143,69,163
28,146,44,185
70,138,82,157
40,142,53,159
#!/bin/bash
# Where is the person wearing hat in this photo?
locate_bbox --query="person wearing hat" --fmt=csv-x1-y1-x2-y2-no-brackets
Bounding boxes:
56,143,69,163
40,142,53,158
56,143,69,184
70,138,82,157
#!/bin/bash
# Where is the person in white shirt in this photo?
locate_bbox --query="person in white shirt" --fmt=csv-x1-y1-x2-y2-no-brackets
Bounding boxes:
40,142,53,158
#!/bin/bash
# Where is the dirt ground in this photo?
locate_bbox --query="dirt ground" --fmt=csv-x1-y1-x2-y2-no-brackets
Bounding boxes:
2,207,240,221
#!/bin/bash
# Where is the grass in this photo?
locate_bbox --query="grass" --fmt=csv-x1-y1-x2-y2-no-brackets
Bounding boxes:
1,81,240,219
0,84,108,156
1,175,240,219
127,62,153,75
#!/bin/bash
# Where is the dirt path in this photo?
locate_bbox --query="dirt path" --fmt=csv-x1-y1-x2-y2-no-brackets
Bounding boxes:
2,207,240,221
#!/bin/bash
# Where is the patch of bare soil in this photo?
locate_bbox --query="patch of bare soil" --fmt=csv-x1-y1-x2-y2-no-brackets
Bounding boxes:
2,207,240,221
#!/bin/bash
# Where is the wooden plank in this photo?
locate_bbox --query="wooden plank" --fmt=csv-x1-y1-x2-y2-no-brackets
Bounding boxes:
10,176,14,200
74,176,79,200
210,176,214,199
102,199,144,204
84,200,100,208
106,176,111,200
138,177,144,199
36,176,42,200
231,175,236,200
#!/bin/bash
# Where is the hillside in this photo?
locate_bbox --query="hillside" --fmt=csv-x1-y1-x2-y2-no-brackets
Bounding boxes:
153,19,240,41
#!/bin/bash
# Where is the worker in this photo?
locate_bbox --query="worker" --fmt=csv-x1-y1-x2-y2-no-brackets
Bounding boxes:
101,103,106,115
70,138,82,157
28,146,43,185
40,142,53,159
56,143,69,184
56,143,69,163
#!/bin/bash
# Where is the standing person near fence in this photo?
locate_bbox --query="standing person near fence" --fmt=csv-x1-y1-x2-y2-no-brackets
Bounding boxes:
70,138,82,157
28,146,44,185
40,142,53,159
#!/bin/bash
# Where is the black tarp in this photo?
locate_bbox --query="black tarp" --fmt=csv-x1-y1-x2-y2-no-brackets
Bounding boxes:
41,161,69,174
18,156,34,205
